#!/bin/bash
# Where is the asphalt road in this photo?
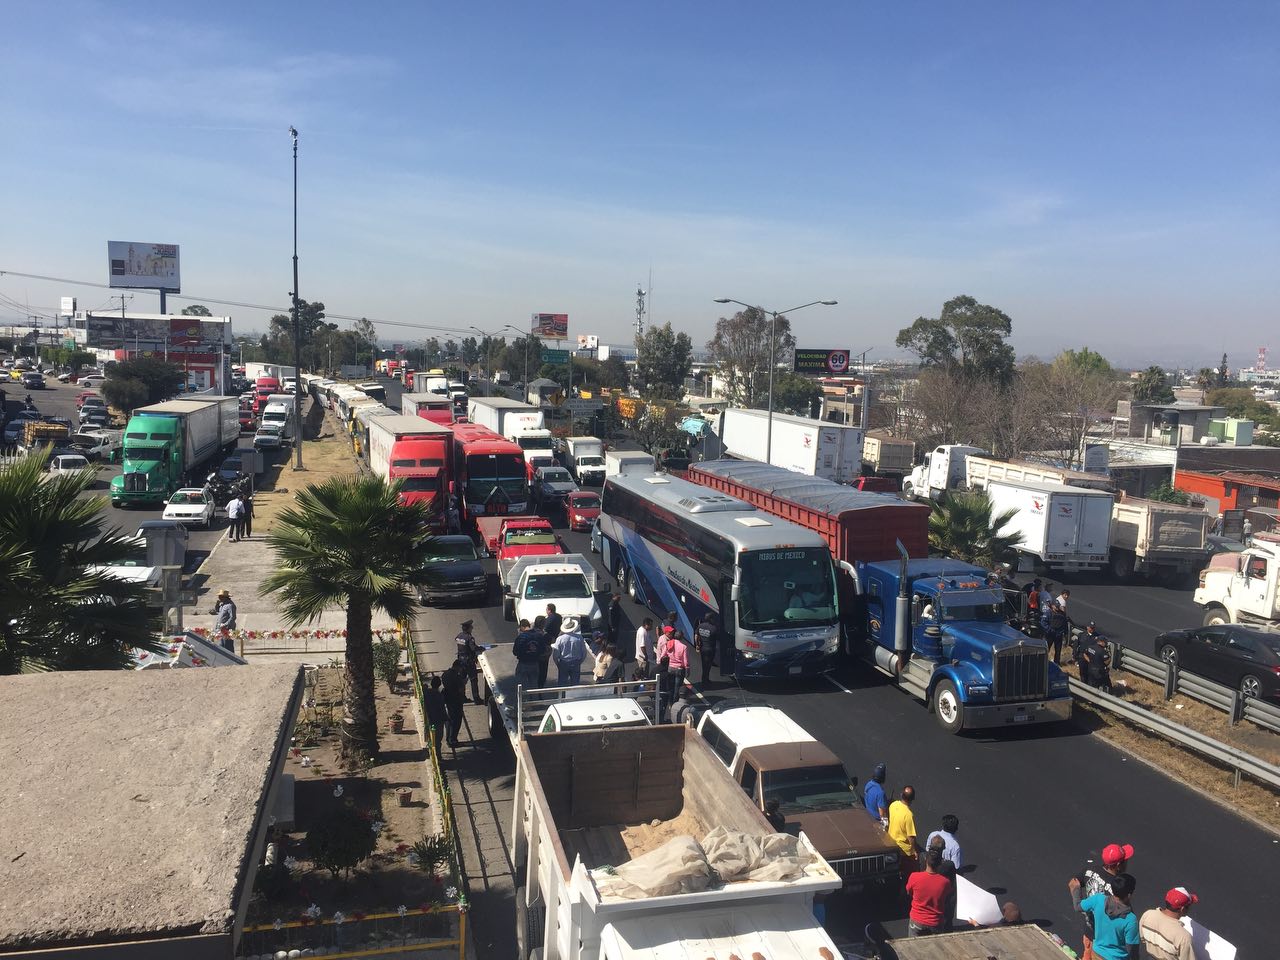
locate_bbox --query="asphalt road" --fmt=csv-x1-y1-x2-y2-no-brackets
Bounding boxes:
6,377,269,574
382,376,1271,956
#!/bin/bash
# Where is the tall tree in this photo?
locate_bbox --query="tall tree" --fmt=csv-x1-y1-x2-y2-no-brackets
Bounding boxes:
1217,353,1230,387
460,337,481,366
772,371,823,417
180,304,213,317
103,357,184,406
0,455,163,673
706,307,796,407
635,322,693,402
896,295,1016,386
1038,349,1123,467
927,491,1023,568
598,355,631,390
262,475,437,758
1132,365,1174,403
1196,368,1216,391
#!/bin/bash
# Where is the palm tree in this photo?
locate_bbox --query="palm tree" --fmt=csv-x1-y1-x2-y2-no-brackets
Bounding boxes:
928,491,1023,568
262,474,437,758
1195,368,1216,392
1132,365,1173,403
0,452,163,673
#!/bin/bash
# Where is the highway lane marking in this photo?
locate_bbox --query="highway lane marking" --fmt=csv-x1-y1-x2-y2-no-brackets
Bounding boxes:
826,675,855,694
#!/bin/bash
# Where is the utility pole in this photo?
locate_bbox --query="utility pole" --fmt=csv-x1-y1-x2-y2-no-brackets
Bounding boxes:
290,126,303,470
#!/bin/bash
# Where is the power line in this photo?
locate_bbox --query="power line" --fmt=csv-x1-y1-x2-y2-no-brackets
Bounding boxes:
0,267,482,339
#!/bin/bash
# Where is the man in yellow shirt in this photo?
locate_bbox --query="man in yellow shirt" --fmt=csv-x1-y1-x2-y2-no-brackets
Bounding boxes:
888,785,919,873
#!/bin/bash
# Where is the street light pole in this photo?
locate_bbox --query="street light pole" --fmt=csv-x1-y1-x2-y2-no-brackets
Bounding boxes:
712,298,837,463
290,125,303,470
503,325,528,391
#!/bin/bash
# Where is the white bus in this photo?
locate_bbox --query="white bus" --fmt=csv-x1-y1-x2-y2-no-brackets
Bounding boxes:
598,472,839,679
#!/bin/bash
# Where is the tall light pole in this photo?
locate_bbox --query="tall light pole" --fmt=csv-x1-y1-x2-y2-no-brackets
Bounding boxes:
503,324,529,390
712,298,837,463
470,326,502,395
289,125,303,470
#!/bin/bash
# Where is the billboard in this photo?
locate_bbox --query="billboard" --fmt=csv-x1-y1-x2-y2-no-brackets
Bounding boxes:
85,313,227,350
794,348,852,376
108,241,181,291
576,334,599,350
532,313,569,338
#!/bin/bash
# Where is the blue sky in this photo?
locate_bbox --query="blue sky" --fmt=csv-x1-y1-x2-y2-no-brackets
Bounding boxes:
1,1,1276,368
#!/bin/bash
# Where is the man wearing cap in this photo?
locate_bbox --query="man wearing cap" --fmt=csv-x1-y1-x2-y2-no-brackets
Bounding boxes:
1072,872,1139,960
1069,843,1135,960
454,620,481,703
1140,888,1197,960
551,617,588,686
512,619,547,692
863,762,889,825
211,589,237,651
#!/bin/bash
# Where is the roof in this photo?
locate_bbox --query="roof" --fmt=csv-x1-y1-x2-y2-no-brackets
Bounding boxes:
984,477,1114,496
527,378,559,388
0,664,302,951
740,740,842,771
1218,471,1280,490
701,705,816,753
691,459,928,518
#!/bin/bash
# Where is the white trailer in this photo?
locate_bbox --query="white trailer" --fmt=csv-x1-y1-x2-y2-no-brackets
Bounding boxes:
511,725,841,960
965,454,1113,492
1110,496,1210,582
605,451,655,476
718,408,862,482
469,397,553,454
862,432,914,476
564,436,605,485
986,478,1114,572
243,362,297,381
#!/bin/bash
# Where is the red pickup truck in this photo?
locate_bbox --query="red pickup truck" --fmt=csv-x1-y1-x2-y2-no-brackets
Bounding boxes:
476,515,564,560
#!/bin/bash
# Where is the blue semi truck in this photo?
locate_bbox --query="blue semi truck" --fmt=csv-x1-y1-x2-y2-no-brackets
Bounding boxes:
854,552,1072,733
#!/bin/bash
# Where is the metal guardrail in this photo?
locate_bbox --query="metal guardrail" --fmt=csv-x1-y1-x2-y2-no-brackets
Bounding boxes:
1108,642,1280,736
1069,677,1280,790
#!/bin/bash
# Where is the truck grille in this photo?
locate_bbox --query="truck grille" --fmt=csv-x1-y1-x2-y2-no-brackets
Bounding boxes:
831,854,891,881
123,472,148,492
994,645,1047,701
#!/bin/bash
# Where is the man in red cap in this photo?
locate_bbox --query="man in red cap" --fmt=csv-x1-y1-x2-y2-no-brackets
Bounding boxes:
1068,842,1135,960
1139,888,1197,960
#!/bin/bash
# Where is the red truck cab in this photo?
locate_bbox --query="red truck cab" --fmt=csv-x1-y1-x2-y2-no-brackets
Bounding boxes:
386,435,450,523
253,377,280,415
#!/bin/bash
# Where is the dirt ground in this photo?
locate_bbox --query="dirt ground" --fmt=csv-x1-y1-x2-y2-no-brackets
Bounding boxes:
245,667,452,923
1081,665,1280,834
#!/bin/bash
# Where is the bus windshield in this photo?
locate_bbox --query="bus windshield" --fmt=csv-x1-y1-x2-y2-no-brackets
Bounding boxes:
465,453,527,502
737,547,837,630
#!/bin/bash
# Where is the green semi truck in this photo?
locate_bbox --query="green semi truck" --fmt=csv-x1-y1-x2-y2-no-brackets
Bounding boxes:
110,397,241,507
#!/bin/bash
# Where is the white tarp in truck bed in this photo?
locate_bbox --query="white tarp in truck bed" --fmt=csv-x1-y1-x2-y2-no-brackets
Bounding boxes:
599,901,839,960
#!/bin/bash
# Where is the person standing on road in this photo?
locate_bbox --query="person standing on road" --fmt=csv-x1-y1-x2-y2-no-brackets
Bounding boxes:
440,660,467,749
906,846,953,936
888,786,919,873
539,608,559,686
513,619,546,692
1243,517,1252,544
925,834,958,930
226,493,245,542
1072,872,1140,960
454,619,481,702
240,492,255,539
1069,842,1135,960
1056,588,1071,618
607,591,623,645
1140,887,1197,960
925,814,963,870
1080,628,1112,690
694,612,717,689
864,762,889,825
592,643,623,683
1025,578,1042,633
664,627,690,701
1046,600,1068,665
634,617,655,679
551,617,588,686
210,589,237,651
422,674,449,756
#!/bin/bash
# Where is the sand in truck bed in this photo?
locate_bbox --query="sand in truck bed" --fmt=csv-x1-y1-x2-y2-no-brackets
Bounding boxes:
561,809,710,870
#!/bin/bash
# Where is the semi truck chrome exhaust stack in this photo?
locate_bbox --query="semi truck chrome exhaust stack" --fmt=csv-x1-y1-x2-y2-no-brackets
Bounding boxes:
895,539,911,659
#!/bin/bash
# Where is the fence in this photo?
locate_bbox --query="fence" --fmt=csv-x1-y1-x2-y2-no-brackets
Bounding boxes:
1108,641,1280,736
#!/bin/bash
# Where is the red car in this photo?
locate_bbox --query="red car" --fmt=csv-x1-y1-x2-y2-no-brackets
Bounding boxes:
567,491,601,532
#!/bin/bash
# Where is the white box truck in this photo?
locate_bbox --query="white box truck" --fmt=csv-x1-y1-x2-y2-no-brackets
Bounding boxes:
510,725,841,960
605,450,655,476
469,397,553,455
986,478,1114,572
718,408,862,482
564,436,605,485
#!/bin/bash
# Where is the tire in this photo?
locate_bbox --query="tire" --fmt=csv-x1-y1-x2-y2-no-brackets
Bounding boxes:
1110,550,1135,581
933,679,964,735
617,564,631,599
1202,606,1230,627
1159,643,1179,667
488,699,505,739
1241,674,1263,699
503,597,515,622
902,482,915,501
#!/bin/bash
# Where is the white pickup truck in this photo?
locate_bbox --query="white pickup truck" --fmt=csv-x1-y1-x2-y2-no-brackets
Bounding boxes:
501,552,604,631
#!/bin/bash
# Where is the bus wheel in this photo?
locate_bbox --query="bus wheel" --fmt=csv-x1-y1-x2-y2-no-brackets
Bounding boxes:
618,564,634,601
933,680,964,735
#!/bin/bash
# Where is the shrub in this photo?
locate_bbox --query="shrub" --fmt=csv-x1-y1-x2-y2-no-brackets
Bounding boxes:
253,860,292,900
307,807,378,879
373,636,401,690
410,833,454,877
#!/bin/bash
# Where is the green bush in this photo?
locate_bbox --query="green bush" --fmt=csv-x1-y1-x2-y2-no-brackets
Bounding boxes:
373,637,401,690
410,833,454,877
307,807,378,879
253,860,292,900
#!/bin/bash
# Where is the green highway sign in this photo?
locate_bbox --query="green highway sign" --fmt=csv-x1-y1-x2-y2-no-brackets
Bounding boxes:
63,338,77,349
541,348,571,363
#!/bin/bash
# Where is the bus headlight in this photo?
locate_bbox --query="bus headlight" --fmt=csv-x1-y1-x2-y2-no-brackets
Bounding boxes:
823,636,839,653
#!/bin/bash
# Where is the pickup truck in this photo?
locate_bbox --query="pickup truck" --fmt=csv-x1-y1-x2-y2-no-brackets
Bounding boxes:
476,514,562,558
501,553,603,631
67,430,121,462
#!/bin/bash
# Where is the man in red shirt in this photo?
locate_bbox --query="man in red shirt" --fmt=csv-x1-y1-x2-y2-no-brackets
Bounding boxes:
906,846,953,936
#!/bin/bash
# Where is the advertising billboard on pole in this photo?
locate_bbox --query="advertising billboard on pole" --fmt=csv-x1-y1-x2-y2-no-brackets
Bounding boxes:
793,348,852,375
532,313,569,338
108,242,181,291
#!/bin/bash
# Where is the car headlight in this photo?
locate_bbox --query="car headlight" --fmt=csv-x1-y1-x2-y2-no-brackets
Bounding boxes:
741,650,762,661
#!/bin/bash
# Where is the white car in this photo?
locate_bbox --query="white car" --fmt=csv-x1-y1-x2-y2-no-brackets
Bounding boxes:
162,488,216,528
48,454,91,476
253,423,285,450
78,375,106,389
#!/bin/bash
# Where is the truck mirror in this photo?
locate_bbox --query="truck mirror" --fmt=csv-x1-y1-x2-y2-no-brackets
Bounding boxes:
730,584,740,602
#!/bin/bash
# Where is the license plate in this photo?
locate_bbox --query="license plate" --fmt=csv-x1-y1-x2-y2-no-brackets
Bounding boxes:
789,666,803,676
1013,713,1032,722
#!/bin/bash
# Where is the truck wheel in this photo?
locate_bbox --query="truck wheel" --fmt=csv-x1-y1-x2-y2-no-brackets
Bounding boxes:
617,564,632,600
1109,550,1135,581
503,597,515,622
488,699,505,739
902,482,915,501
932,680,964,735
1202,606,1230,627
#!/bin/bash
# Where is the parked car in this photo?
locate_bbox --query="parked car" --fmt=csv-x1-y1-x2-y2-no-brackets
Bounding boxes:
48,454,91,477
566,491,601,532
78,375,106,389
161,488,217,528
253,422,285,451
1156,625,1280,701
419,535,489,605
